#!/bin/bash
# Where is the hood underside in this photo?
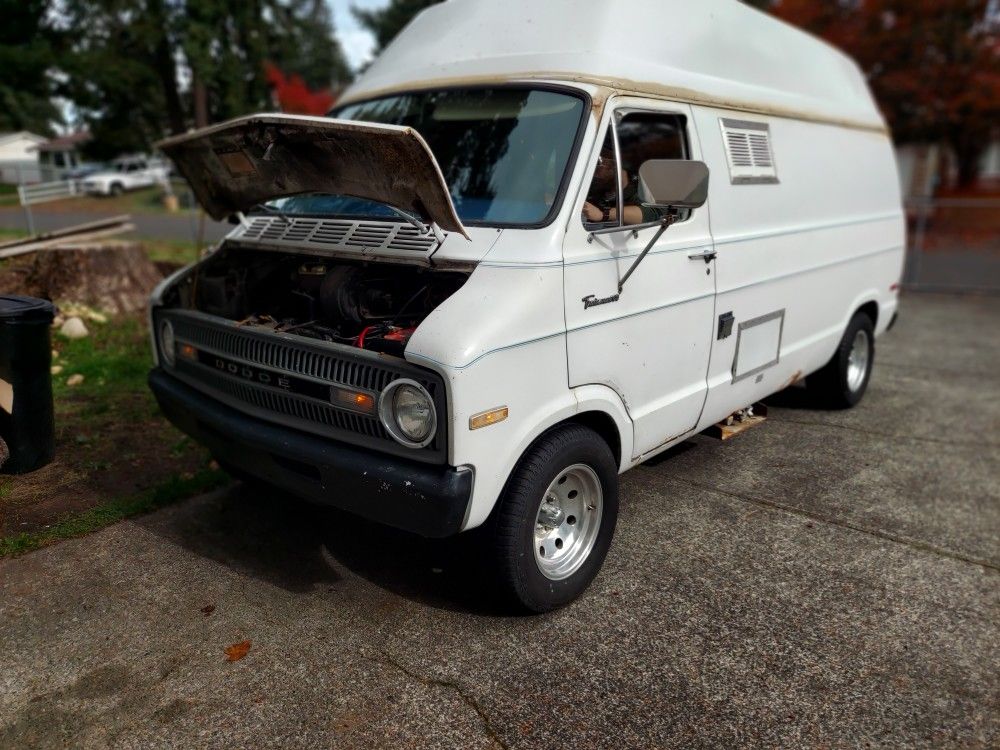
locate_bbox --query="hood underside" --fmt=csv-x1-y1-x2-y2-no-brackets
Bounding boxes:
156,114,468,236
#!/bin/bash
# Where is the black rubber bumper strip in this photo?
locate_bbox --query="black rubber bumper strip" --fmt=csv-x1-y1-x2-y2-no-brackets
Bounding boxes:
148,368,472,538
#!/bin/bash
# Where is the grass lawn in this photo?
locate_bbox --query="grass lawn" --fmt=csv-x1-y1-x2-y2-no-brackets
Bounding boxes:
0,183,18,207
142,237,201,265
0,227,26,241
0,309,227,558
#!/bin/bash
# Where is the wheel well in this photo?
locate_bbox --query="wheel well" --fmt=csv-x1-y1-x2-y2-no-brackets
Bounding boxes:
567,411,622,467
857,301,879,329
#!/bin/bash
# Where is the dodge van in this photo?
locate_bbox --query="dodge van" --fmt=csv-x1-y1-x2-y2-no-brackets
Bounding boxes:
150,0,904,611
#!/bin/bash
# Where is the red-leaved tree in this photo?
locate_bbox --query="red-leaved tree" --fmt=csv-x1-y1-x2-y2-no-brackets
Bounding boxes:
771,0,1000,186
265,62,337,115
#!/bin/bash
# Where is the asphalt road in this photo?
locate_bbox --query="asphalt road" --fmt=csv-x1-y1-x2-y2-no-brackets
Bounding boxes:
0,206,231,243
1,293,998,749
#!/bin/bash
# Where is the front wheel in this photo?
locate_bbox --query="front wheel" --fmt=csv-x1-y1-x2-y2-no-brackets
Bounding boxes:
808,311,875,408
488,424,619,613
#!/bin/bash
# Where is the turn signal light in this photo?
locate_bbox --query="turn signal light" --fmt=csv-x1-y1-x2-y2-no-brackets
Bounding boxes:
469,406,509,430
179,343,198,360
333,387,375,414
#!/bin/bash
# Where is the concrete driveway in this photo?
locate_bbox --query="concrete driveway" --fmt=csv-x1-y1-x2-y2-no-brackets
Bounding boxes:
1,293,997,749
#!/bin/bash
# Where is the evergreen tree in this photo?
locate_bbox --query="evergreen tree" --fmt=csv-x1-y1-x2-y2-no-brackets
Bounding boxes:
0,0,63,135
352,0,442,54
57,0,352,157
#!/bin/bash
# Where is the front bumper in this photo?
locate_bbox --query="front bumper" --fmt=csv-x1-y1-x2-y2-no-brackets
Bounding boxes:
149,368,472,537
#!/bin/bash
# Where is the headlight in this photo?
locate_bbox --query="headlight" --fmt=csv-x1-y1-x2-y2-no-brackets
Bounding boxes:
379,379,436,448
160,319,176,367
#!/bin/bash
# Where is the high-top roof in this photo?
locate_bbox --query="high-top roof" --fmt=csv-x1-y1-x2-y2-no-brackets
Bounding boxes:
341,0,885,132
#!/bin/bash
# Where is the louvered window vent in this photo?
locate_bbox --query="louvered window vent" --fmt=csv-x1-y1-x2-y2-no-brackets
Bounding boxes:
720,118,779,184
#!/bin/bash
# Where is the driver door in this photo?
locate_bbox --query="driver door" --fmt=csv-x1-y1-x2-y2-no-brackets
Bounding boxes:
563,101,717,460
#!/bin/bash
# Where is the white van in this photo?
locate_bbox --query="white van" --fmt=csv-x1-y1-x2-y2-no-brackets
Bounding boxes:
150,0,904,611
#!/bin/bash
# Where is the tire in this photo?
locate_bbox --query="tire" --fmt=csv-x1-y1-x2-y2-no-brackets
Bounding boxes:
808,311,875,409
109,182,124,197
488,424,619,613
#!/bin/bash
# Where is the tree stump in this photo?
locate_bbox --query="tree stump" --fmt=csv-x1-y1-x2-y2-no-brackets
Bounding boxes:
23,241,165,315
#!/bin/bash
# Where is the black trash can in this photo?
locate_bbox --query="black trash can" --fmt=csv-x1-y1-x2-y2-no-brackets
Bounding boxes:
0,295,57,474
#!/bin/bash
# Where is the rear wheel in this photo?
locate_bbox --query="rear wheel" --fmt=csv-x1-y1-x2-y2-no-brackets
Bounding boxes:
808,311,875,408
488,424,619,613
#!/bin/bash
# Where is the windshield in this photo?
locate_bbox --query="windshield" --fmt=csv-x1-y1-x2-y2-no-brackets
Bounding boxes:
266,87,586,227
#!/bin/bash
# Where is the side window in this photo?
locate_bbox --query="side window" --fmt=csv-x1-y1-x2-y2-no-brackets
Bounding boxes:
616,112,690,223
581,129,620,229
581,112,691,229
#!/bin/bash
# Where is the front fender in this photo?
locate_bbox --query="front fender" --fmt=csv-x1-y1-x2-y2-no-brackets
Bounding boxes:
411,334,632,531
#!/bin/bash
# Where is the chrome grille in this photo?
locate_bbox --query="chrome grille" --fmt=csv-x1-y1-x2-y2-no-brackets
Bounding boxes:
231,216,441,258
191,366,386,440
157,310,447,463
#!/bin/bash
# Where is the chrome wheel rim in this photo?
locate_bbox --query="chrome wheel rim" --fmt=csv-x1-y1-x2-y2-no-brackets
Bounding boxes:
846,329,870,392
533,464,603,581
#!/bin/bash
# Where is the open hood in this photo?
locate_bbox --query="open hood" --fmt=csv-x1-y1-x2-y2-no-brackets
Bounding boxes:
156,114,468,237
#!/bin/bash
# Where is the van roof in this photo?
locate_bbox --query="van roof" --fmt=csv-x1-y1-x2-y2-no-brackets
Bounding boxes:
340,0,885,133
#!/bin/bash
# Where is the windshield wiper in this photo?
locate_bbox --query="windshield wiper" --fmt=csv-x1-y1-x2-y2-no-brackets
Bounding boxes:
249,202,293,226
389,206,445,243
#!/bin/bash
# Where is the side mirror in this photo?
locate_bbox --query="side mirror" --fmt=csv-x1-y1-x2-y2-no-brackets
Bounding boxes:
637,160,710,210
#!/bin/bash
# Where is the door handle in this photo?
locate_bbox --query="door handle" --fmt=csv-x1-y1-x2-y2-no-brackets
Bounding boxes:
688,249,717,263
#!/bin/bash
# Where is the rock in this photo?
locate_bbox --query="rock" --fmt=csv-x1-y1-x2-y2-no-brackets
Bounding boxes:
60,302,110,324
66,374,84,387
59,317,89,340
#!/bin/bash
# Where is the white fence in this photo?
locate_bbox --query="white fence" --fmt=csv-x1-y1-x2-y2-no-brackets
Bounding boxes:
17,179,82,207
14,179,85,235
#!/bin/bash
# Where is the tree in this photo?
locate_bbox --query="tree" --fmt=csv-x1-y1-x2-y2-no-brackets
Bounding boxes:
771,0,1000,186
352,0,442,54
56,0,352,158
268,0,352,89
58,0,180,157
265,62,336,114
0,1,62,135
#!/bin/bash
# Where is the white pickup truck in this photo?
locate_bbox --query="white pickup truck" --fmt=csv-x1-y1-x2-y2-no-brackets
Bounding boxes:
81,157,170,196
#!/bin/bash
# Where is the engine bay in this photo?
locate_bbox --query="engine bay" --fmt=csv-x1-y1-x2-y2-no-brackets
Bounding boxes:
172,248,469,357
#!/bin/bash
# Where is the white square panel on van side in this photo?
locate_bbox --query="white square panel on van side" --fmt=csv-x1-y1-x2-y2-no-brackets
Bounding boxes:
732,310,785,382
720,118,779,185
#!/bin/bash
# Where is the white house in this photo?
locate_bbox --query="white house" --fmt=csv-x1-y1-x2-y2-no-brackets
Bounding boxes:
0,131,47,184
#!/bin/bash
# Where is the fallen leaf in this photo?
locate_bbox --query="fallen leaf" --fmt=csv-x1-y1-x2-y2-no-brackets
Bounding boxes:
66,374,84,387
201,604,215,616
225,640,251,662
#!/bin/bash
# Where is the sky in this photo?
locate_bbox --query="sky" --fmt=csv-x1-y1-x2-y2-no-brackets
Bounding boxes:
330,0,384,73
